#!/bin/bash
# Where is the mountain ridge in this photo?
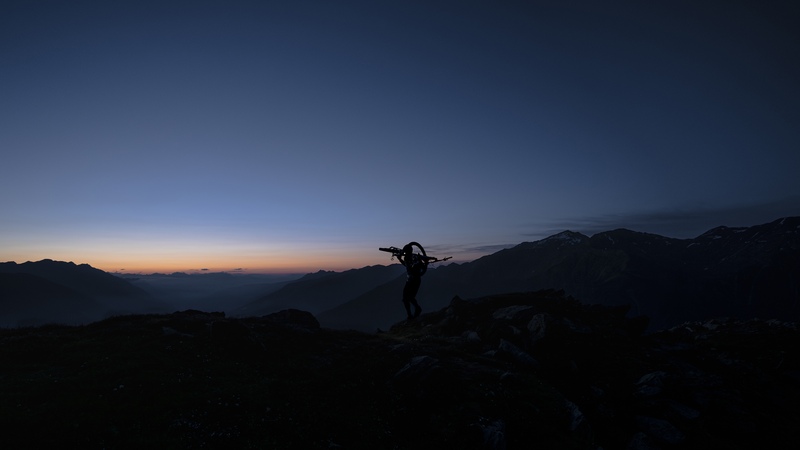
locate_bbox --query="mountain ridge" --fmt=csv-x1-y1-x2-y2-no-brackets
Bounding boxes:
0,259,166,327
3,217,798,330
315,216,800,331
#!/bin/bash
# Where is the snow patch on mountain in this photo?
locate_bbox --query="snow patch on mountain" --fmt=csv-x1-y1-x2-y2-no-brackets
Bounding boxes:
543,231,587,246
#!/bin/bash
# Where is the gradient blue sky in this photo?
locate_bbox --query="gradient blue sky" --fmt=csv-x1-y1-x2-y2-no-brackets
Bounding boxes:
2,0,799,273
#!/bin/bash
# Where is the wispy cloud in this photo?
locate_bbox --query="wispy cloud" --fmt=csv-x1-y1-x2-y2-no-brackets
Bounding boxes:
525,196,800,240
412,197,800,264
425,242,517,262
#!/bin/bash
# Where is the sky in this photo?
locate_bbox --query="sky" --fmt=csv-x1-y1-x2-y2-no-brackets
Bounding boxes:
2,0,799,273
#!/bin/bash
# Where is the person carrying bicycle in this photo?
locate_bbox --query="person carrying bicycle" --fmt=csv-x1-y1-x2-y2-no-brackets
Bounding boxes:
379,242,450,321
397,242,427,320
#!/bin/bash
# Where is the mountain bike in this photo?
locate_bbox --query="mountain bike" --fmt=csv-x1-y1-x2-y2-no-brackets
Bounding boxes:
379,241,452,265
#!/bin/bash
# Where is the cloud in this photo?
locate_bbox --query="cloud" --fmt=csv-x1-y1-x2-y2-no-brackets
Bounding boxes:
526,196,800,240
425,242,518,261
399,196,800,264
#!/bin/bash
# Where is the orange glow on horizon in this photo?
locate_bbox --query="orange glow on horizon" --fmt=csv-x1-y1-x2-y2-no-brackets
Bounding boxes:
4,249,384,275
94,255,377,274
1,236,475,275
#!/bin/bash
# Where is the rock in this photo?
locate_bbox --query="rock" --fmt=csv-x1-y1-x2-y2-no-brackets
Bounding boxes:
664,399,700,421
492,305,534,320
480,418,507,450
564,400,587,433
626,432,659,450
527,313,556,343
392,355,440,388
562,317,592,334
463,330,481,342
497,339,539,369
635,415,685,445
260,309,320,330
635,371,668,397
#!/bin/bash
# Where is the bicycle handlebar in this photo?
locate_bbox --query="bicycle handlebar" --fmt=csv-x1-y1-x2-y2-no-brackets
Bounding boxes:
378,246,451,263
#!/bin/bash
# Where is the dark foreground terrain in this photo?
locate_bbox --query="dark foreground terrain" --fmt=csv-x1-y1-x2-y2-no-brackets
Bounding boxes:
2,290,799,449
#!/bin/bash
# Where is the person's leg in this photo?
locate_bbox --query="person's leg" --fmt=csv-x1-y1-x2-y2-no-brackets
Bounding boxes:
402,298,413,318
403,276,421,319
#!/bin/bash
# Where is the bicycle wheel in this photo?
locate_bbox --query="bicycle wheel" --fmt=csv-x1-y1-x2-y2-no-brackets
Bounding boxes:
403,241,428,275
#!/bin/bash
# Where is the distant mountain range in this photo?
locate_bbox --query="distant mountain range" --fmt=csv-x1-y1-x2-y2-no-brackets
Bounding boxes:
235,265,406,317
238,217,800,332
2,217,798,331
118,271,301,312
0,260,165,327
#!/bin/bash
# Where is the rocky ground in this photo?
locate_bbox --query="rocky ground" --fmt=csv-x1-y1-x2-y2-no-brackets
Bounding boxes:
1,290,799,449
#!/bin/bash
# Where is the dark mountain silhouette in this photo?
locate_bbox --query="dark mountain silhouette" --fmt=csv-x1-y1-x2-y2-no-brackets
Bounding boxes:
0,260,166,327
235,264,406,317
4,217,797,332
2,291,798,448
0,273,100,327
315,217,800,332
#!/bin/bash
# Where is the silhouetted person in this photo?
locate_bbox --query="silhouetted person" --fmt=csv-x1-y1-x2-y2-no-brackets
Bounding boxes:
397,242,428,320
380,242,450,320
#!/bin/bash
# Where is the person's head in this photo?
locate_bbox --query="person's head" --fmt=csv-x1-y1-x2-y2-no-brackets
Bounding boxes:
403,243,414,259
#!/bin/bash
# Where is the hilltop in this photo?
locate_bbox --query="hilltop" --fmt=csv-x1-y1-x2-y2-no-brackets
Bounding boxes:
2,290,798,449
